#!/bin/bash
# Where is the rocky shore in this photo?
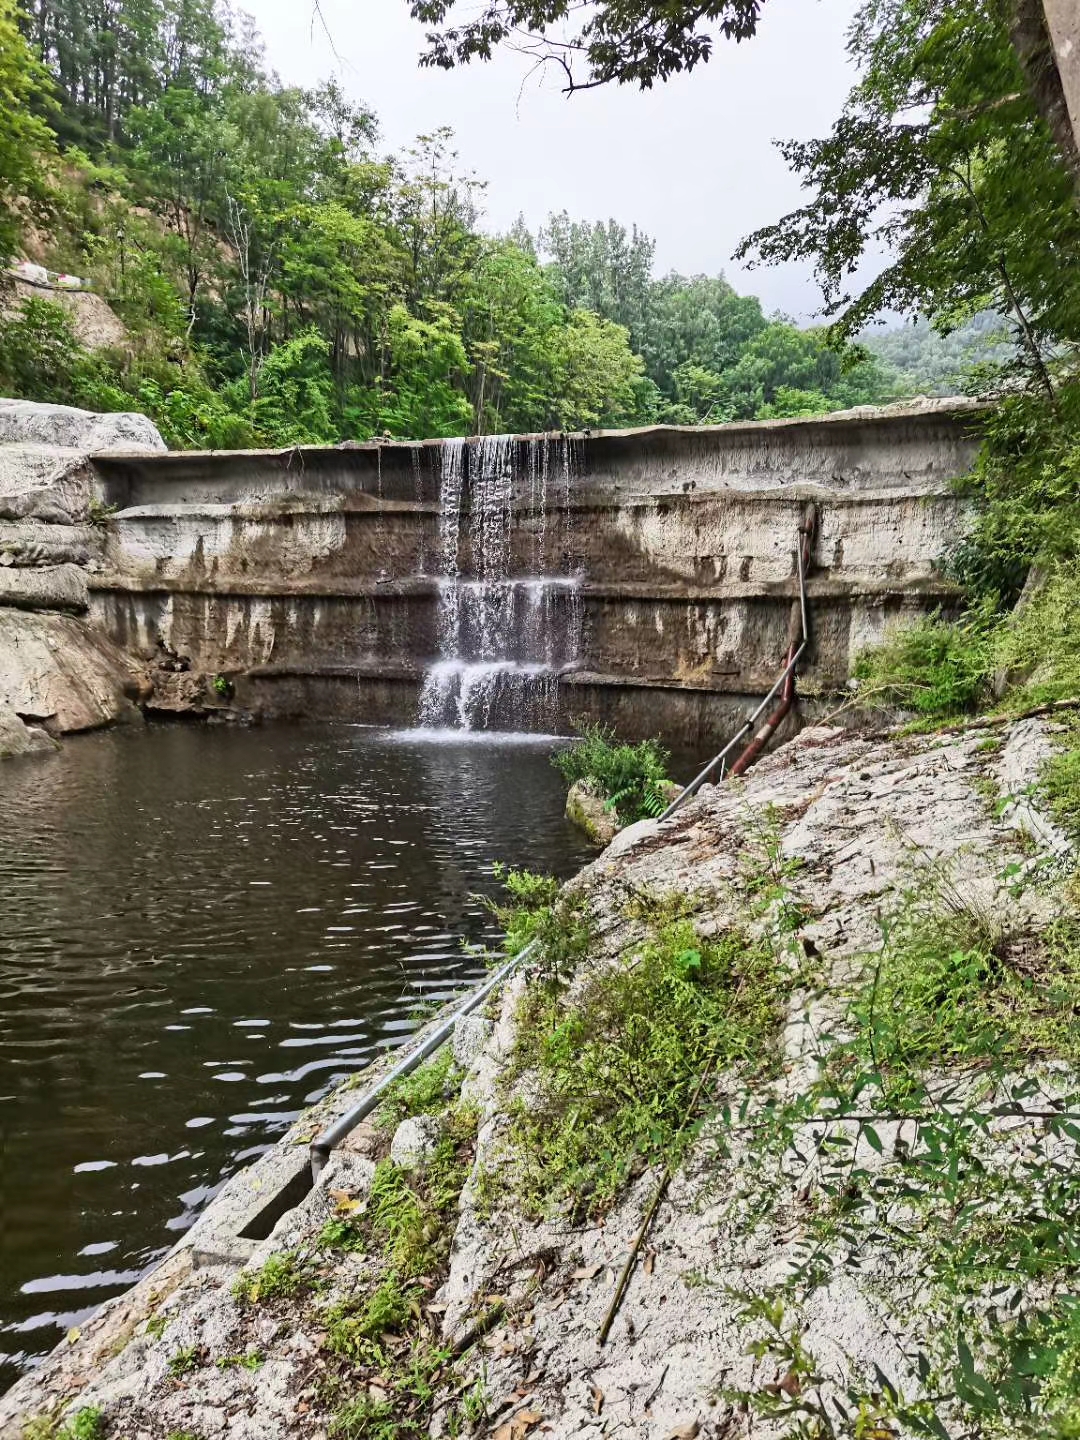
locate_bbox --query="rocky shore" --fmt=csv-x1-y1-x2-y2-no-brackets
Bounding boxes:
4,710,1076,1440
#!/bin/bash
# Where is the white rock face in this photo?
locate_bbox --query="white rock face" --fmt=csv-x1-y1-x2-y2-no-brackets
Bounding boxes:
389,1113,441,1170
0,400,162,755
452,1013,494,1071
0,398,166,453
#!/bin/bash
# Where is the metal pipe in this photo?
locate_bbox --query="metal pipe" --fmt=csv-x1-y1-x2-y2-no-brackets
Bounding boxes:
309,939,537,1180
729,516,814,777
655,644,807,821
658,504,816,822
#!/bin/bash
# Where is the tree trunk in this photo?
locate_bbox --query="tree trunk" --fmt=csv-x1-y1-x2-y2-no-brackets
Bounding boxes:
1010,0,1080,194
1042,0,1080,159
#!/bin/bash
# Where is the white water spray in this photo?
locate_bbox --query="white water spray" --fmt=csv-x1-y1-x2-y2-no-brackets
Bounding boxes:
418,436,582,731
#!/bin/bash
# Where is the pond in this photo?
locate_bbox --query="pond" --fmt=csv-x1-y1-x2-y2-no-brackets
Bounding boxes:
0,722,593,1391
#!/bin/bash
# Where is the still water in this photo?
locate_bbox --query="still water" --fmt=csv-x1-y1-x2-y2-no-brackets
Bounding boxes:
0,723,592,1391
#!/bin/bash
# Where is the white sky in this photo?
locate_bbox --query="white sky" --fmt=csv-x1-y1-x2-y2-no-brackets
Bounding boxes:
249,0,867,320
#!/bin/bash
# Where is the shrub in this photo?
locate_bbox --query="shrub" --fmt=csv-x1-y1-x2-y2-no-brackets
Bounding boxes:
994,558,1080,706
552,723,673,823
952,383,1080,607
852,609,995,720
483,865,592,980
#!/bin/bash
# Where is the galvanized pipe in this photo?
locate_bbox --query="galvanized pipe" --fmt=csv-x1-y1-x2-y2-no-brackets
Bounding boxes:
309,939,537,1180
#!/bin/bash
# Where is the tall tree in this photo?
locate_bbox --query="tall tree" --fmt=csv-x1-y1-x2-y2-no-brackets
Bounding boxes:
737,0,1080,400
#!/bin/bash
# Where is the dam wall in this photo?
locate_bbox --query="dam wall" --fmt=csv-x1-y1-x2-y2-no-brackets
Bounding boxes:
85,400,983,745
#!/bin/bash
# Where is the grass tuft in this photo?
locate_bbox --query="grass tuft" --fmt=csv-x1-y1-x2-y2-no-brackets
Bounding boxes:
509,916,785,1217
231,1251,309,1308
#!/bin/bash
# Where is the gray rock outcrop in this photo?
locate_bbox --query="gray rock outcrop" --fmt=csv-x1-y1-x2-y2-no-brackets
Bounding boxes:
0,399,162,755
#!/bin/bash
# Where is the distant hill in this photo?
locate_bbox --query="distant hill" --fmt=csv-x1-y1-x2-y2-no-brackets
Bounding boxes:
861,313,1014,397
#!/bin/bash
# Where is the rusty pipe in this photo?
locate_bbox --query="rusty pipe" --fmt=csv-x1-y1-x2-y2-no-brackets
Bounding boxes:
730,505,816,777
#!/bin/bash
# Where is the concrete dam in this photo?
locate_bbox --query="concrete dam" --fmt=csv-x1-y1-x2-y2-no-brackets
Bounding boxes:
83,400,981,745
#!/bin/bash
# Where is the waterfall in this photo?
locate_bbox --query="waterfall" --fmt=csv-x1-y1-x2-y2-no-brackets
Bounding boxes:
418,435,582,732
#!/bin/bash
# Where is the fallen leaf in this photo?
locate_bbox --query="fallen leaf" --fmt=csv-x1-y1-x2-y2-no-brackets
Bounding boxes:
66,1328,81,1345
572,1265,602,1281
643,1249,656,1276
663,1424,700,1440
591,1385,605,1416
778,1370,802,1398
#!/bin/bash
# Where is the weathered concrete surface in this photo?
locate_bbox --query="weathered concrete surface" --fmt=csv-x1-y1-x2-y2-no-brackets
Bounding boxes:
2,708,1069,1439
86,401,983,743
0,400,162,752
0,560,88,609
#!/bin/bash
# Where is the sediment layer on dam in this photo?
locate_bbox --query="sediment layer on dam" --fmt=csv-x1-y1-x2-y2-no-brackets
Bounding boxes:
86,400,983,744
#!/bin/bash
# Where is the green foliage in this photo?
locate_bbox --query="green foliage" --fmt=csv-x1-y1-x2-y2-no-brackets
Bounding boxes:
215,1350,263,1371
4,0,920,447
326,1275,419,1366
0,0,55,257
410,0,762,88
231,1251,309,1308
509,916,783,1217
483,865,592,980
740,0,1080,399
954,386,1080,608
252,329,337,446
712,851,1080,1440
377,1047,458,1130
553,723,672,823
995,558,1080,707
167,1346,202,1377
0,298,90,404
852,610,995,721
1040,721,1080,841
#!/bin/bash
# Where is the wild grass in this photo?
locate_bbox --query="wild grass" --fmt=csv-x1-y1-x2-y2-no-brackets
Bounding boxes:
317,1103,484,1440
508,915,785,1218
724,863,1080,1439
1042,721,1080,839
376,1048,459,1131
483,865,592,981
231,1251,310,1308
852,608,995,722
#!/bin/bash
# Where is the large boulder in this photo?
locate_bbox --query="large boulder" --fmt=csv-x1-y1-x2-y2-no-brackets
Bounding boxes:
0,704,57,759
0,398,165,453
0,608,142,734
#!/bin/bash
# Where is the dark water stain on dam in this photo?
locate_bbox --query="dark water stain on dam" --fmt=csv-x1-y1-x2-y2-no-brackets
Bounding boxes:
0,722,593,1390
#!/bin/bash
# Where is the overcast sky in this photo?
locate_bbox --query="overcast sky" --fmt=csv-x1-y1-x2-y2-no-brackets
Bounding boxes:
250,0,866,320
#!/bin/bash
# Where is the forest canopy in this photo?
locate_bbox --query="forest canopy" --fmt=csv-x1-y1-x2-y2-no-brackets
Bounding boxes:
0,0,932,449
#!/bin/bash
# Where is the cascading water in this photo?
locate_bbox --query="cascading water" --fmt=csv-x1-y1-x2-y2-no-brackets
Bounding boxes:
418,435,582,731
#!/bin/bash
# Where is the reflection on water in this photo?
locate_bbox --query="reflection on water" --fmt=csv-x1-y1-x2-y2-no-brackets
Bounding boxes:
0,722,591,1390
